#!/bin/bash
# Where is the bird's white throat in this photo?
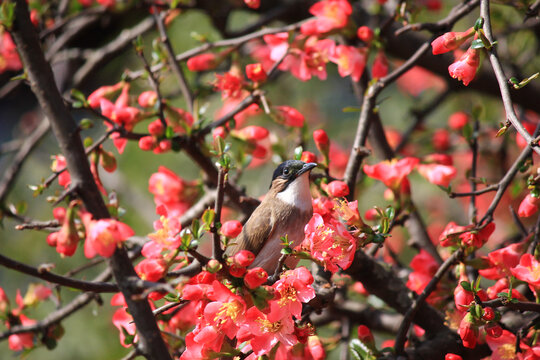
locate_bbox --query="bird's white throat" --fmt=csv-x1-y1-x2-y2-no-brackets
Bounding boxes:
276,172,312,211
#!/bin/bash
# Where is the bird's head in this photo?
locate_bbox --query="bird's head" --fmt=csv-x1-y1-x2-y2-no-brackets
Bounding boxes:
270,160,318,193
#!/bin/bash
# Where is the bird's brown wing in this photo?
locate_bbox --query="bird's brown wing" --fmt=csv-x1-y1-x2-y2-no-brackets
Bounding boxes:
225,201,276,257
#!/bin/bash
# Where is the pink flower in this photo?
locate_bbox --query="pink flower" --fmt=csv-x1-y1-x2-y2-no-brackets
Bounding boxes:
448,47,480,86
479,243,523,280
301,0,352,35
112,307,136,347
329,45,367,82
144,208,182,258
431,29,474,55
135,258,167,282
52,155,71,188
239,305,297,356
214,71,244,99
511,254,540,288
301,213,356,273
459,222,495,249
137,90,157,108
8,315,35,351
272,267,315,318
82,215,134,258
88,82,124,108
326,180,349,197
417,163,457,187
363,157,419,189
283,36,335,81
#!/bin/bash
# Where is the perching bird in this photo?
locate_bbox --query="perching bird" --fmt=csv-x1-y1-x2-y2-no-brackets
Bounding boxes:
226,160,317,274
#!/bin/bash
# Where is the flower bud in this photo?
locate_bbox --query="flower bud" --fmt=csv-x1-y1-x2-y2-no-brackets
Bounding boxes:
357,325,374,345
233,250,255,267
445,354,463,360
148,119,165,136
448,47,480,86
485,323,502,338
99,149,117,173
244,0,260,9
221,220,243,238
458,313,479,348
229,263,246,277
364,208,379,221
138,91,158,108
518,194,540,218
372,51,389,79
187,53,217,72
313,129,329,154
431,28,474,55
275,106,305,127
244,267,268,289
135,258,167,282
432,129,450,151
138,136,156,151
357,26,374,43
482,307,495,321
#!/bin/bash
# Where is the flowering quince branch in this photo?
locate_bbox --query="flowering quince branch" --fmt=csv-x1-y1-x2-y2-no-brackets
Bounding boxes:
479,0,540,157
151,6,194,115
393,248,464,355
0,253,118,293
480,298,540,313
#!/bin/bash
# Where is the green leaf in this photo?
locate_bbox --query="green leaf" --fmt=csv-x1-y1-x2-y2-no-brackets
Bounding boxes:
163,293,179,302
385,206,395,220
350,339,376,360
474,17,484,31
165,126,175,139
202,209,215,228
343,106,362,113
71,89,86,103
0,1,15,29
470,39,485,49
191,219,200,239
460,281,472,292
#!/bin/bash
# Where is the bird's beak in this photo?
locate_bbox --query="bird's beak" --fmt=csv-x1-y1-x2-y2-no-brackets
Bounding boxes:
297,162,318,176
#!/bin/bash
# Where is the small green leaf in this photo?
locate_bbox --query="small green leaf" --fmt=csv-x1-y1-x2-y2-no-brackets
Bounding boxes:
470,39,485,49
0,1,15,29
343,106,362,113
350,339,376,360
163,293,179,302
474,17,484,31
460,281,472,292
71,89,87,103
202,209,215,228
165,126,175,139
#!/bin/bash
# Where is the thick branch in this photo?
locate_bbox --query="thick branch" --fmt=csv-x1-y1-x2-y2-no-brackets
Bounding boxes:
10,2,172,359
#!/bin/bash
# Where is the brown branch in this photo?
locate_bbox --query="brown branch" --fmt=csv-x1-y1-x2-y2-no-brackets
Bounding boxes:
0,119,50,205
480,0,540,157
482,298,540,313
0,267,111,340
10,2,172,358
394,248,463,355
0,252,118,292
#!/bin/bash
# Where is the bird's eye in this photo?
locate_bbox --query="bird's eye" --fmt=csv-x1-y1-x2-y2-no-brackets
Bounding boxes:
283,168,290,175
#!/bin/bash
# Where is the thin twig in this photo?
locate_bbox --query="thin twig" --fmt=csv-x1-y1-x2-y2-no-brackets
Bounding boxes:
469,118,480,224
152,6,194,114
212,167,227,261
480,0,540,157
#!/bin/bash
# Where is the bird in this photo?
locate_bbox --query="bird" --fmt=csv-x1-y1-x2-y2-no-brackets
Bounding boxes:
225,160,317,274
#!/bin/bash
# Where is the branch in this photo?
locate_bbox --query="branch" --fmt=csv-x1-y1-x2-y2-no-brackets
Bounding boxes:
0,119,50,205
152,7,194,114
394,248,463,355
212,166,226,261
10,2,172,358
0,252,118,292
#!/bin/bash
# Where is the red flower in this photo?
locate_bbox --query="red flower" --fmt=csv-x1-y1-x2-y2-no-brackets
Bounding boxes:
112,307,136,347
214,71,244,99
372,51,389,79
326,180,349,197
301,151,317,164
272,267,315,318
88,82,124,108
244,0,260,9
431,28,474,55
0,33,22,73
329,45,367,82
137,90,157,108
233,125,269,141
478,243,522,280
283,36,335,81
187,53,217,72
432,128,450,151
246,63,267,83
357,325,375,345
448,111,469,130
363,157,419,189
52,155,71,188
135,258,167,282
518,194,540,218
445,354,463,360
222,220,243,238
459,222,496,249
516,122,536,149
448,47,480,86
275,105,305,127
82,215,134,258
